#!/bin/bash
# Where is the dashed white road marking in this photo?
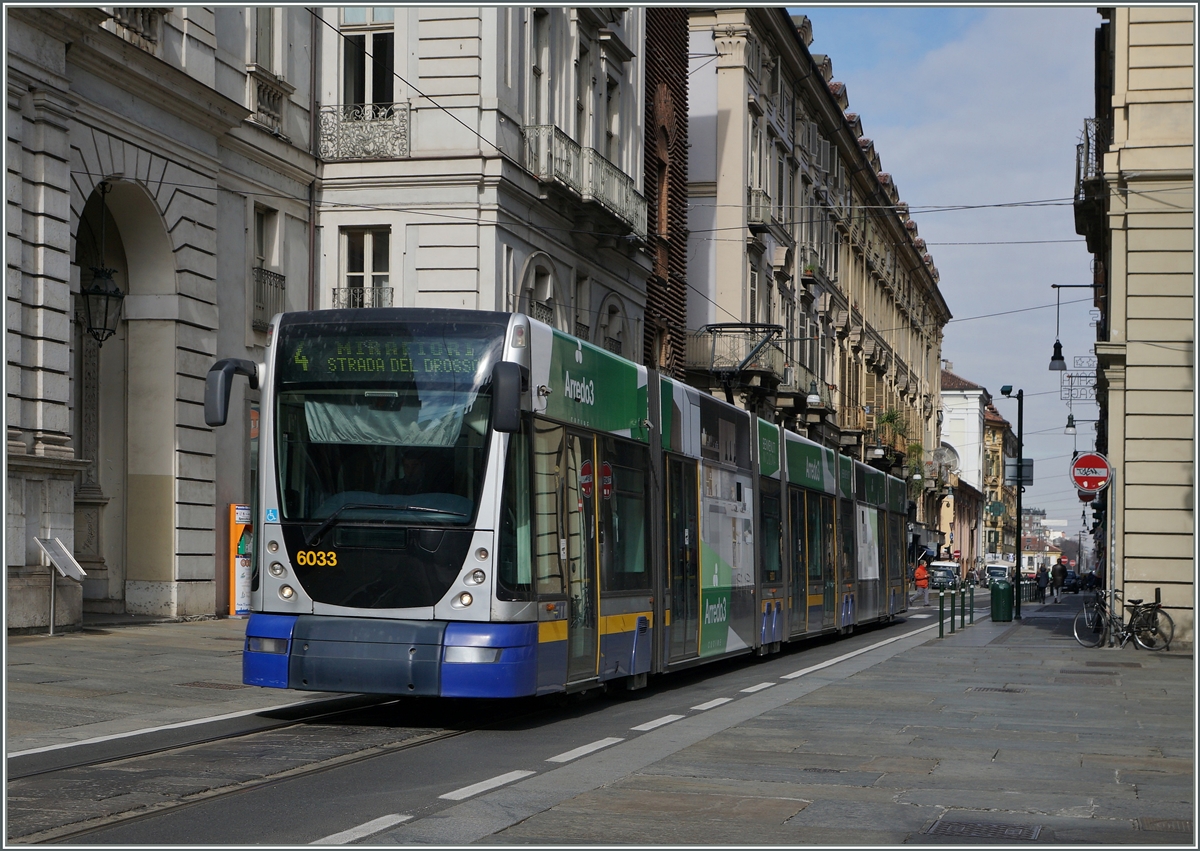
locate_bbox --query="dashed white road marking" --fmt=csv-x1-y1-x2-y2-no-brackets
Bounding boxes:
546,737,624,763
781,622,940,680
311,814,411,844
691,697,733,711
908,613,934,619
739,682,775,693
439,770,536,801
631,714,684,732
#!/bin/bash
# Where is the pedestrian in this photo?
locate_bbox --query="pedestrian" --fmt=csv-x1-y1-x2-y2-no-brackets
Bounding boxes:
1035,566,1049,603
911,560,930,607
1051,559,1067,603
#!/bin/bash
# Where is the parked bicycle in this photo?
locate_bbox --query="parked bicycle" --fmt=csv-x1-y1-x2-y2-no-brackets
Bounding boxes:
1073,589,1174,651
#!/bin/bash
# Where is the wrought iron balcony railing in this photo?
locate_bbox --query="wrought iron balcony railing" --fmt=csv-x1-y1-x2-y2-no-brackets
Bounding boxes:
331,287,394,309
319,103,410,160
523,126,646,237
684,324,786,384
583,148,647,238
1075,117,1106,200
252,267,285,331
523,125,583,195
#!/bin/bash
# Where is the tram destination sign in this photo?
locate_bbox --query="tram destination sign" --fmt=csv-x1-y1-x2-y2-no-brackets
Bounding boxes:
276,321,506,383
1069,452,1111,492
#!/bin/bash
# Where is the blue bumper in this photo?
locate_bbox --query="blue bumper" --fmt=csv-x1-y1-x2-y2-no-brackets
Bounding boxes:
241,615,538,698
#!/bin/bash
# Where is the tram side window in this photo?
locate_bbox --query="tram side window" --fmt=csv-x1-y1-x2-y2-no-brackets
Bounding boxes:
498,426,533,600
760,479,781,583
838,497,854,580
532,421,566,596
806,492,822,580
600,437,650,592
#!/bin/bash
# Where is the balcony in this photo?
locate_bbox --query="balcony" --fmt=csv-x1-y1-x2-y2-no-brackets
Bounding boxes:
747,187,770,230
111,7,167,53
319,103,410,161
247,65,293,139
523,125,583,194
1073,117,1108,252
331,287,394,309
583,149,647,238
252,267,285,331
523,125,646,237
684,324,786,388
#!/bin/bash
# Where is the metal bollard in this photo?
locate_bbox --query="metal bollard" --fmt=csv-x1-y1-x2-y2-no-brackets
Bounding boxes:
949,589,956,633
960,585,966,629
969,584,975,624
939,590,945,638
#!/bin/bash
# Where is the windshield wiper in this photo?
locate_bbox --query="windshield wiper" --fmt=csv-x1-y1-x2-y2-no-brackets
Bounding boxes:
305,501,468,546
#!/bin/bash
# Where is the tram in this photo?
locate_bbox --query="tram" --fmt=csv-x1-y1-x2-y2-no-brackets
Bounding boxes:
205,308,911,698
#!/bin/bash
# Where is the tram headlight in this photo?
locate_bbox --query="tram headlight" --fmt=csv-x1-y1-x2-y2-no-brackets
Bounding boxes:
444,646,501,664
475,547,489,561
278,585,295,600
247,636,288,654
452,592,473,608
467,569,486,585
269,562,286,578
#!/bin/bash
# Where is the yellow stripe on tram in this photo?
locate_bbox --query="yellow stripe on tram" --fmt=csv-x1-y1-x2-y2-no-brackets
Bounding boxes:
538,620,567,643
599,612,653,635
807,593,823,606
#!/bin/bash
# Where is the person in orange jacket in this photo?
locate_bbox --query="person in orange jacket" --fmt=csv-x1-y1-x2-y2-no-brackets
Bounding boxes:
911,560,930,607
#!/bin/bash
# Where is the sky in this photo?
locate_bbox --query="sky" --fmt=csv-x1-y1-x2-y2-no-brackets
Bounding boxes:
795,5,1102,550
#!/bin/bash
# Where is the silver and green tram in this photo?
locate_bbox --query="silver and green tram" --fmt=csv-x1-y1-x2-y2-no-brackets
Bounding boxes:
205,308,910,698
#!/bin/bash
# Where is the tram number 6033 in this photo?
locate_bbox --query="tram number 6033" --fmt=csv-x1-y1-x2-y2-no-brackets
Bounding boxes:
295,550,337,567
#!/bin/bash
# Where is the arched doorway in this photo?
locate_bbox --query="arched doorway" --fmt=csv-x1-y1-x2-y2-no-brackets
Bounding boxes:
72,177,180,615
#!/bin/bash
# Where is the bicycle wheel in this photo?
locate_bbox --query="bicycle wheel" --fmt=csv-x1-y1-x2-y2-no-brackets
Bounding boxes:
1133,608,1174,651
1073,603,1107,647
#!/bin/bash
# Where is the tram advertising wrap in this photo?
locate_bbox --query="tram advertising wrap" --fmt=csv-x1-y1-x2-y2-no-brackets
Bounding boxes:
204,308,910,699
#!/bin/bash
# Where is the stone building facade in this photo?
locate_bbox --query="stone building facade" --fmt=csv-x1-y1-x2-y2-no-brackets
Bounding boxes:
315,7,651,361
684,9,949,541
6,6,679,630
1075,6,1194,645
982,402,1018,563
7,7,317,628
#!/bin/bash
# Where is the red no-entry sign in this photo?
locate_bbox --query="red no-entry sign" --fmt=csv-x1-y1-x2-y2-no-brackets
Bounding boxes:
1070,452,1112,492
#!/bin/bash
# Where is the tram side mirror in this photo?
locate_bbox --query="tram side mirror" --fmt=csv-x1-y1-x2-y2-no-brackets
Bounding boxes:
491,361,522,434
205,358,259,427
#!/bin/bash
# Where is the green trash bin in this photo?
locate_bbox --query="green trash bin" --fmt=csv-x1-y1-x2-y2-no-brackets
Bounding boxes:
991,580,1013,622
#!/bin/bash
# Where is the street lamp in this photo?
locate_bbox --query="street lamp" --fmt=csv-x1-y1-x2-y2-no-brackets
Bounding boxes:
805,381,822,408
1064,413,1077,435
82,182,125,346
1000,384,1024,620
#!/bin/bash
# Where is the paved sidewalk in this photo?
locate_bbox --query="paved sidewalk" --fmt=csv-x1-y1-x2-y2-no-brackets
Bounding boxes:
5,598,1194,845
6,616,330,755
481,598,1194,845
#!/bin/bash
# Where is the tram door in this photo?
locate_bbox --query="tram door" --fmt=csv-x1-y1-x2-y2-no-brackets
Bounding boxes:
564,431,599,683
667,456,700,661
788,488,808,635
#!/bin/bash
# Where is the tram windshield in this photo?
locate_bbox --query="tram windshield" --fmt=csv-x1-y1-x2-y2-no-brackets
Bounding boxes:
273,318,507,528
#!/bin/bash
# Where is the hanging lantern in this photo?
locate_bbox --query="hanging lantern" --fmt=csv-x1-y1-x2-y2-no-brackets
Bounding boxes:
83,182,124,346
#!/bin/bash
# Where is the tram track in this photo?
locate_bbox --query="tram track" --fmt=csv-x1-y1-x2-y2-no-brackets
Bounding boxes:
6,694,550,845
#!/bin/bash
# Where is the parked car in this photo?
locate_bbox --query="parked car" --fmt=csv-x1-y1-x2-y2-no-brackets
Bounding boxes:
985,564,1011,587
927,562,960,590
1063,570,1081,593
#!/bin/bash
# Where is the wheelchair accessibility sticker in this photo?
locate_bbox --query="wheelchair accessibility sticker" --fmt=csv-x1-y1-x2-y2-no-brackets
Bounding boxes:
265,509,279,523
